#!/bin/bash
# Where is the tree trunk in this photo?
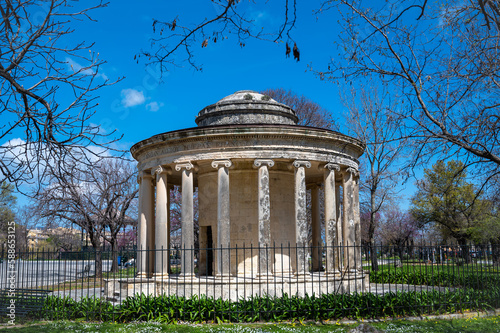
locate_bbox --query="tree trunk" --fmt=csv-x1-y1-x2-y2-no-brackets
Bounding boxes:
458,238,471,264
492,239,500,266
370,240,379,271
94,246,103,278
369,183,379,271
110,239,119,273
396,243,404,267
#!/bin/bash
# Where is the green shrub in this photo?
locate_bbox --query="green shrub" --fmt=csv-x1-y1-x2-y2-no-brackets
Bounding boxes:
40,287,500,323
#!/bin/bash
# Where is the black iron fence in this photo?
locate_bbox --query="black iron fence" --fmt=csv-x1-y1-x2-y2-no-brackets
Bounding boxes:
1,243,499,322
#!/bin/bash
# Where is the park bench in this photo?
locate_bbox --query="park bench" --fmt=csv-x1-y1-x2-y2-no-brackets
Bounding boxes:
78,264,91,277
0,288,52,317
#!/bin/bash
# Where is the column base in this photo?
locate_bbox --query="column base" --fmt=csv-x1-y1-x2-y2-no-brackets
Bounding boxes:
153,273,170,280
256,273,274,281
135,272,149,279
324,270,342,277
294,273,311,281
214,274,234,282
179,273,197,282
342,269,361,276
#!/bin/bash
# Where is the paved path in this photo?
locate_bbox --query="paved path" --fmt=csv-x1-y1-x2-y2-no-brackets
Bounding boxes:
51,288,103,302
0,260,113,289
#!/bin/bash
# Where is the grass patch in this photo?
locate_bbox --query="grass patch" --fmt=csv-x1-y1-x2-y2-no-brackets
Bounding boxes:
103,267,137,279
2,316,500,332
370,263,500,289
44,277,104,291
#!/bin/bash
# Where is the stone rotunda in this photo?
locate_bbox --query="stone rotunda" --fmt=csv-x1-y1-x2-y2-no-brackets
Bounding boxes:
107,90,367,300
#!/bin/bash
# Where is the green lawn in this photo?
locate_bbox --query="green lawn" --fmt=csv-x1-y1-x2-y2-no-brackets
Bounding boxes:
2,316,500,333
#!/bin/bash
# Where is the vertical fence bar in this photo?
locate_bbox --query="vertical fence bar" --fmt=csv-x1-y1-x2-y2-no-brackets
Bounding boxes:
5,242,500,322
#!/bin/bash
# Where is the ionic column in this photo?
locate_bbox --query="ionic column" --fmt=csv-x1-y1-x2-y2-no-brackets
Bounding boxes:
353,171,362,271
175,162,195,278
343,167,357,272
167,184,173,273
293,160,311,277
153,165,171,278
310,184,322,272
336,181,342,270
137,171,154,278
212,159,232,278
324,163,341,275
254,159,274,278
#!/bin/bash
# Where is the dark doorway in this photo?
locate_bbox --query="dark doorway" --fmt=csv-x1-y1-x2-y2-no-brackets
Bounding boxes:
206,226,213,276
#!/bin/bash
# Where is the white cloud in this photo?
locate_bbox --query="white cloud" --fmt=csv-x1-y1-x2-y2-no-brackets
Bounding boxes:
251,10,274,27
121,89,145,107
1,138,112,183
146,101,164,112
66,57,108,80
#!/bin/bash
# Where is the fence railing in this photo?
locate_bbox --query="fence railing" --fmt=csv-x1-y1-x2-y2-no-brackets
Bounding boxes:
1,243,499,322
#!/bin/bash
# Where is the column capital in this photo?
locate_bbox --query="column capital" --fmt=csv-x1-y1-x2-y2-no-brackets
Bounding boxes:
293,160,311,168
324,163,341,172
211,159,232,169
138,171,154,184
151,165,172,177
345,166,359,177
307,183,321,190
175,161,195,172
253,159,274,168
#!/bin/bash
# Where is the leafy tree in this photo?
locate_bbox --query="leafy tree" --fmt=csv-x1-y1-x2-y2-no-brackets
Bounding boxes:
0,181,17,245
411,160,489,262
0,0,122,193
0,181,16,220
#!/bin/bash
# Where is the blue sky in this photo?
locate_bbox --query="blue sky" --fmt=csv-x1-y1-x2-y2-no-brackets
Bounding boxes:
69,1,344,148
10,1,417,208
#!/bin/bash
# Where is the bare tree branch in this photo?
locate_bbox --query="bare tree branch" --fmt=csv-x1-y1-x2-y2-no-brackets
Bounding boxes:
0,0,124,194
36,157,138,276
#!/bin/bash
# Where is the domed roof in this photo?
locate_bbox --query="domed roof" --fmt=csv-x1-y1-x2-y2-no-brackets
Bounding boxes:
195,90,298,127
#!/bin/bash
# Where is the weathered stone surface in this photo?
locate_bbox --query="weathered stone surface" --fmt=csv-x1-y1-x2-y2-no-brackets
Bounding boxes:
196,90,298,126
153,166,170,278
132,125,364,173
310,185,321,271
132,89,366,293
293,160,311,277
324,163,341,274
104,271,370,301
137,172,154,278
176,162,195,277
212,159,232,277
255,159,274,277
343,167,357,272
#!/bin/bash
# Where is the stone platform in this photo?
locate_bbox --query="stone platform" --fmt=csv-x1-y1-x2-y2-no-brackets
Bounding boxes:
104,272,369,302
